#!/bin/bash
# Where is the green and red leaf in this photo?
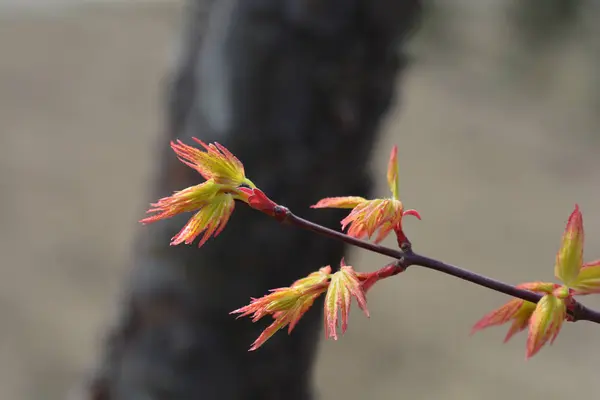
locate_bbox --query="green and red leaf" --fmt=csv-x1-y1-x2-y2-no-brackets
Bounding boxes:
312,197,367,209
141,181,239,247
141,139,262,245
312,144,421,243
471,298,531,335
472,281,561,356
554,205,584,286
387,145,399,200
340,198,404,243
526,294,566,358
503,301,537,343
571,260,600,295
324,260,369,340
231,266,331,350
171,138,246,186
140,180,221,223
170,193,236,247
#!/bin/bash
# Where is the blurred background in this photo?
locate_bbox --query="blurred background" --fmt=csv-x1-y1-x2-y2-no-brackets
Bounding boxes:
1,0,599,399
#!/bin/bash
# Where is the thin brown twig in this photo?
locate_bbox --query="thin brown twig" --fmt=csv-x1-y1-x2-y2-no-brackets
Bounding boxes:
271,206,600,324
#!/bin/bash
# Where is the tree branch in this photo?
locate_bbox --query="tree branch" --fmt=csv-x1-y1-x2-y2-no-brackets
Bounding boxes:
273,206,600,324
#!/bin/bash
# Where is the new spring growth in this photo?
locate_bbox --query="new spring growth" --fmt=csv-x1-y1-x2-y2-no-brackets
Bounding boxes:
312,146,421,245
140,138,277,246
232,146,422,349
140,138,600,357
231,266,331,351
472,205,600,358
232,260,371,350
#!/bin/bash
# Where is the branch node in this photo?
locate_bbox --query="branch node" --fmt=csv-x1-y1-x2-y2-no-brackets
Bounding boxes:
396,257,407,271
273,205,290,222
400,240,413,254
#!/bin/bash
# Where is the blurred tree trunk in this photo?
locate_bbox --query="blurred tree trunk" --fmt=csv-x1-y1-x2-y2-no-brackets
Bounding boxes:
88,0,420,399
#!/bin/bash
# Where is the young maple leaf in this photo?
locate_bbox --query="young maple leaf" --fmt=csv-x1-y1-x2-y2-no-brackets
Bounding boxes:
554,204,584,286
141,182,236,247
141,138,259,247
554,205,600,295
141,180,221,222
170,193,236,246
472,205,600,358
312,146,420,243
324,260,369,340
171,138,250,186
570,260,600,295
472,282,565,357
231,266,331,351
527,294,566,358
472,282,556,335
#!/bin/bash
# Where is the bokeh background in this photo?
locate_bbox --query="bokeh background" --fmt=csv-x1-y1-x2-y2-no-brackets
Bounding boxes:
1,1,599,399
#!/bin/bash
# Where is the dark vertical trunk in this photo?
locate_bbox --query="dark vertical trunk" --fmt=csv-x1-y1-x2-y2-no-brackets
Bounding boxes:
89,0,420,399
